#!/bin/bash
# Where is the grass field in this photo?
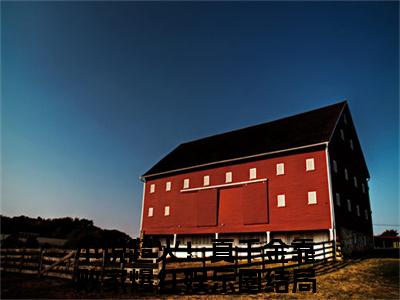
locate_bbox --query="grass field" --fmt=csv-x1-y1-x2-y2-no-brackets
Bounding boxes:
1,258,399,299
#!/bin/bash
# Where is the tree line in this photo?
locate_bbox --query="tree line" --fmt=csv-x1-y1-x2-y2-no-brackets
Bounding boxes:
1,215,133,248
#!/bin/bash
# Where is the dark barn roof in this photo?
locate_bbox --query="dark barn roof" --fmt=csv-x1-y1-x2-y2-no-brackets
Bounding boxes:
143,101,347,178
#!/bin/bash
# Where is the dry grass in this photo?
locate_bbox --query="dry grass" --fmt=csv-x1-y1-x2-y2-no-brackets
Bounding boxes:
1,258,399,299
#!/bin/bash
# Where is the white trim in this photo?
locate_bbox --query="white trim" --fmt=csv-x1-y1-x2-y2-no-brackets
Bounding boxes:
139,182,146,232
173,234,177,247
180,178,268,192
266,231,271,244
325,148,336,242
143,142,329,179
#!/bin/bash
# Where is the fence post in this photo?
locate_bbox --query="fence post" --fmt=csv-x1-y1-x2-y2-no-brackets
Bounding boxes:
72,248,81,282
38,248,44,277
234,246,238,276
333,239,337,262
20,248,25,273
261,247,265,271
322,242,326,261
201,247,206,270
4,249,8,273
100,248,106,286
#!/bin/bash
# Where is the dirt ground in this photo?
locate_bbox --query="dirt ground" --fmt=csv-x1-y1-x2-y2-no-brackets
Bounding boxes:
1,258,399,299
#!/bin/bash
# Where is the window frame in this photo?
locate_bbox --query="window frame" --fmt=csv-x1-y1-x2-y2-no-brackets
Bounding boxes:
164,206,170,216
335,192,341,206
333,160,338,173
249,168,257,180
308,191,317,205
306,158,315,171
276,163,285,176
183,178,190,189
148,207,154,217
225,172,232,183
277,194,286,207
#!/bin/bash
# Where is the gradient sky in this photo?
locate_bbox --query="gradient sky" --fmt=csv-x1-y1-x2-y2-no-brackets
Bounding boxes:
1,1,398,237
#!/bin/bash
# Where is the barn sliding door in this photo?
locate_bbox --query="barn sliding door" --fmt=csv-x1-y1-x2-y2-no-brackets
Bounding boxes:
218,181,268,227
241,181,269,224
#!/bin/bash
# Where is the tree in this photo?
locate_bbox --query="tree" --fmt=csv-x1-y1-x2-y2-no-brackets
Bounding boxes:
381,229,398,236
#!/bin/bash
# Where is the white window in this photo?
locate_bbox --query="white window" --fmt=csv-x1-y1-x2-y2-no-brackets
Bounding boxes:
166,181,171,191
148,207,153,217
249,168,257,179
203,175,210,186
347,199,351,212
308,191,317,204
362,183,366,193
333,160,338,173
164,206,170,216
365,209,369,220
276,163,285,175
340,129,345,140
354,176,358,188
356,205,360,216
344,168,349,181
277,194,286,207
183,178,190,189
306,158,315,171
350,139,354,150
225,172,232,183
150,184,155,193
335,192,341,206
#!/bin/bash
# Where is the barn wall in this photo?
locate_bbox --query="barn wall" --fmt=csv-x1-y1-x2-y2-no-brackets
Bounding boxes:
142,149,331,235
328,107,373,242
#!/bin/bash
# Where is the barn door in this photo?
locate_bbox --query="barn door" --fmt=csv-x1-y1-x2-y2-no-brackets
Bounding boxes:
218,181,269,227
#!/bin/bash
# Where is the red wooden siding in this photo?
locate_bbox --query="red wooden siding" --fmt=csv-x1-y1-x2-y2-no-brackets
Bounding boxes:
196,189,218,227
219,186,243,227
141,149,332,235
242,181,268,225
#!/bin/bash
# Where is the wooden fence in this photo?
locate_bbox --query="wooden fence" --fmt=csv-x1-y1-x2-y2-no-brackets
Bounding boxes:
1,239,342,294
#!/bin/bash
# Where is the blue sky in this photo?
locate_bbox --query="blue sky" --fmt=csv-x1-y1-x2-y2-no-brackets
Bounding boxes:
1,2,398,237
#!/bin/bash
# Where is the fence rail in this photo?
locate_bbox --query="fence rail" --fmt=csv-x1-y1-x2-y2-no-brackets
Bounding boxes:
1,238,342,294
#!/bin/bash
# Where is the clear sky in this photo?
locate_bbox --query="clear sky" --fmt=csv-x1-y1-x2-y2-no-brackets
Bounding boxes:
1,1,398,237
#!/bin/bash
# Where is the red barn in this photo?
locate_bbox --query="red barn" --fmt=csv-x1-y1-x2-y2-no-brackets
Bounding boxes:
140,101,373,254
